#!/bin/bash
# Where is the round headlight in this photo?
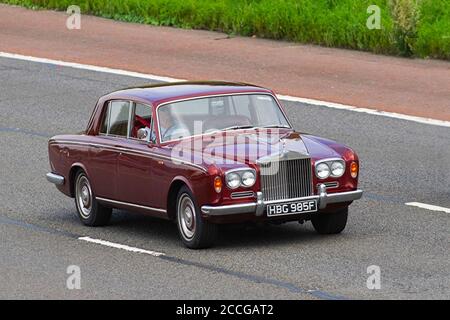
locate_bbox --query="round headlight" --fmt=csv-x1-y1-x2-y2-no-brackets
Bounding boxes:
330,161,345,177
226,172,241,189
316,163,330,179
241,171,256,187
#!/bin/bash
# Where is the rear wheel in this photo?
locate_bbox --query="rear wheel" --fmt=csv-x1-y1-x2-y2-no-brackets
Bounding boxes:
74,170,112,226
176,186,217,249
311,207,348,234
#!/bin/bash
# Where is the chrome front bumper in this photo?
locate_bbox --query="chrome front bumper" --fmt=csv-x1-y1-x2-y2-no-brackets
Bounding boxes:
201,185,363,216
46,172,65,186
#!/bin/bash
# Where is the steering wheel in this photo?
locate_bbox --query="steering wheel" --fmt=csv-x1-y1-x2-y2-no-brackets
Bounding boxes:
163,125,190,140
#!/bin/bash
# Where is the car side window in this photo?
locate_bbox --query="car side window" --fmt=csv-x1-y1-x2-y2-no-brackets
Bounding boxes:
108,101,131,137
99,104,110,135
131,103,155,142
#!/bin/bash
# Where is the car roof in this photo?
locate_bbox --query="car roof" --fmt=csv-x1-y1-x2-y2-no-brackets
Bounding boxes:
102,81,273,106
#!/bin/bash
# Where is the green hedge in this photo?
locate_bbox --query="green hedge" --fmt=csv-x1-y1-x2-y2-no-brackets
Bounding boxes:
3,0,449,59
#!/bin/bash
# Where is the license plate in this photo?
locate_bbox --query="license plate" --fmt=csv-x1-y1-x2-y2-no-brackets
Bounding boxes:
266,199,318,217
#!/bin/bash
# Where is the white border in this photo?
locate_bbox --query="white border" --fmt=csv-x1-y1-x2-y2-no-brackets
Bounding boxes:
1,51,449,128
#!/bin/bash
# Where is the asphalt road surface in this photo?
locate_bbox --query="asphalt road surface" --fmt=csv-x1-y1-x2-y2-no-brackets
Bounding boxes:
0,56,449,299
1,4,450,121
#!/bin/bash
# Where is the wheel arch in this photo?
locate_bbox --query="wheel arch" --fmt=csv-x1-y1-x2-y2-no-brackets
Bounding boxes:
167,176,195,220
68,163,90,197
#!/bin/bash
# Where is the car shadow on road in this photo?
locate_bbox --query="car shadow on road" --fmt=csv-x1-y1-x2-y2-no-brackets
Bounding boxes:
216,223,323,249
108,209,327,250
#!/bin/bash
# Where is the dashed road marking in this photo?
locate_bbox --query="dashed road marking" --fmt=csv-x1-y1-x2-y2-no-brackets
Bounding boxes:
405,202,450,213
1,216,347,299
1,51,450,128
78,236,165,257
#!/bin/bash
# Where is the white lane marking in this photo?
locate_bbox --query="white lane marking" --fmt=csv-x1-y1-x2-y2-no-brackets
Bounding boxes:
1,51,450,128
0,51,183,83
278,95,450,128
405,202,450,213
79,236,165,257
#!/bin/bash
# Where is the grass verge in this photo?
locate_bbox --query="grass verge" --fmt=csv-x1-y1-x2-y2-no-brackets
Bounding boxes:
2,0,449,59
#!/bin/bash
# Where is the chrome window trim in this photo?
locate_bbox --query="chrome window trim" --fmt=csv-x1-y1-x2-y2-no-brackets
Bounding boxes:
100,101,156,143
104,100,133,138
156,92,293,144
127,100,133,138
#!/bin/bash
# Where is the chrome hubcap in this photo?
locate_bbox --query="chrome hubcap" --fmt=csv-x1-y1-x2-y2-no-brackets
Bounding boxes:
76,175,92,219
81,186,90,207
178,194,196,240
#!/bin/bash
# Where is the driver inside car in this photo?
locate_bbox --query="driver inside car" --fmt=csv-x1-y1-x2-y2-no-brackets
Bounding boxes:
158,107,190,141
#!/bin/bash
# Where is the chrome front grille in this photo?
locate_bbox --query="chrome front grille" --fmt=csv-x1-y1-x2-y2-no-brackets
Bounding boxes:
259,158,313,201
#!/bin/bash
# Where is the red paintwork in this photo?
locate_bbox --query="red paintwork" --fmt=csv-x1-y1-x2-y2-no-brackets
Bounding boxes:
48,81,359,223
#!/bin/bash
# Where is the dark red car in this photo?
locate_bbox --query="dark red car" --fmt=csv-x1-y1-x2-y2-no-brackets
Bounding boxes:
47,81,362,248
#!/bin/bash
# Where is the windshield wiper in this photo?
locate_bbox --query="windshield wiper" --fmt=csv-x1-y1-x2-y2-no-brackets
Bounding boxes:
220,124,290,132
261,124,291,129
222,125,255,131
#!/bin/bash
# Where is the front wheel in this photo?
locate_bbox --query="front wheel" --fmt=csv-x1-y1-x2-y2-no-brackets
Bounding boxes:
74,170,112,226
176,186,218,249
311,207,348,234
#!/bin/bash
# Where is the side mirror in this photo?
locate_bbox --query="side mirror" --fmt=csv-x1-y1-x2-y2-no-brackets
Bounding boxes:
137,128,148,141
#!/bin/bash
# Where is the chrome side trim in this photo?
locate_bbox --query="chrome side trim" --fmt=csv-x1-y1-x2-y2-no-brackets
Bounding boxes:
46,173,65,186
96,197,167,214
201,187,363,216
48,140,207,172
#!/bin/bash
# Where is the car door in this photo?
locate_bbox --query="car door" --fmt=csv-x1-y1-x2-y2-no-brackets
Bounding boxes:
88,100,131,200
115,102,161,210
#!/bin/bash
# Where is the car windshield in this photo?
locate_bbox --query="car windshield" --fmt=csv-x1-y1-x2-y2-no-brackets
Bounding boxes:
157,94,291,142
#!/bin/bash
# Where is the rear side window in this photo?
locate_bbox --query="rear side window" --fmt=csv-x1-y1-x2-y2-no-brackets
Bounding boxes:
99,105,109,134
100,101,131,137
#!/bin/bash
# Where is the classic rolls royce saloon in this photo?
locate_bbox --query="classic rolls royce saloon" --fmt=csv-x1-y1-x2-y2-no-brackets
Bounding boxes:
47,81,363,249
